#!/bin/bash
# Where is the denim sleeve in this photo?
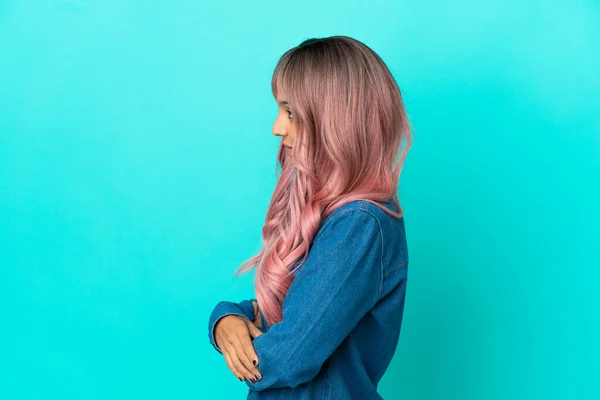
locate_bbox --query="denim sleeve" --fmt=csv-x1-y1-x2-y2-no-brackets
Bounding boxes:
208,298,256,354
245,208,383,391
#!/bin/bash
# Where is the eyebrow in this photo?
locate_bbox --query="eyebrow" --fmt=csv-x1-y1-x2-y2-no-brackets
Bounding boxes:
278,100,290,107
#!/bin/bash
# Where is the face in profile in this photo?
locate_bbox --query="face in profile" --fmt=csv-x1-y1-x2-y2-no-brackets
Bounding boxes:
272,96,296,149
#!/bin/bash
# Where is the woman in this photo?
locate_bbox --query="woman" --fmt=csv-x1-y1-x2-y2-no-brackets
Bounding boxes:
208,35,411,399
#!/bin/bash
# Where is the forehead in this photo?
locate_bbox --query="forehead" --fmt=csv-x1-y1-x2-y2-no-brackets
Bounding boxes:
274,88,289,105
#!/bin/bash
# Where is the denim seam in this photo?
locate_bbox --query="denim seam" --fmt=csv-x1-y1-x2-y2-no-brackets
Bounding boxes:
358,203,385,301
383,259,408,279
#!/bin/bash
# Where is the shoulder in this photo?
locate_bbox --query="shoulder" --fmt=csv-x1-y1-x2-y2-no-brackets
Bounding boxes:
320,200,367,223
318,199,405,246
359,199,399,222
308,201,383,266
318,200,382,236
321,199,397,227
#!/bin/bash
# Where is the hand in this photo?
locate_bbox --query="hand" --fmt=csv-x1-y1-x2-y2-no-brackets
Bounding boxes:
252,300,262,329
214,314,264,383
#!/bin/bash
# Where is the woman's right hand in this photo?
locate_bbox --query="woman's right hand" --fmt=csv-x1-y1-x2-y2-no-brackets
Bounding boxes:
214,314,264,383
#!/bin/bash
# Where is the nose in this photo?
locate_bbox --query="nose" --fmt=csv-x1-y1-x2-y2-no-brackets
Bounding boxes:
272,128,286,138
272,119,287,138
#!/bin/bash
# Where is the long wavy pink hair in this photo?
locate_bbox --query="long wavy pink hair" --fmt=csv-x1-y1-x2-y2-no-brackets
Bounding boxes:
235,36,412,327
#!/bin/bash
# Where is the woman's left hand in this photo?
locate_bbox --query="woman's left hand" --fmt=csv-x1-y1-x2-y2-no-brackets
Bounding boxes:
214,315,264,382
252,301,262,329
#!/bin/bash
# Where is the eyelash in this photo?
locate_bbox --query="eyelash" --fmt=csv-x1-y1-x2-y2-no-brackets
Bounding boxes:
286,110,294,119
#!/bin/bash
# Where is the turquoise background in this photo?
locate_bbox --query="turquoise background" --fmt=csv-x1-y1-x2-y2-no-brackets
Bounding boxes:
1,1,598,399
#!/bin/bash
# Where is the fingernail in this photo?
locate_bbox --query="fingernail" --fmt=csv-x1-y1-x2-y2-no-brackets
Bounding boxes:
239,376,243,381
255,374,260,381
253,360,257,366
250,377,256,383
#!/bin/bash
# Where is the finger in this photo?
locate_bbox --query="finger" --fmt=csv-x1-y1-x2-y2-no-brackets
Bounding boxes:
252,301,263,328
224,342,256,382
222,337,256,382
223,351,245,382
246,320,264,340
240,324,261,369
230,335,261,381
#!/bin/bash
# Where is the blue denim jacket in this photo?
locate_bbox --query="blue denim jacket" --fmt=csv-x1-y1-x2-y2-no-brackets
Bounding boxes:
208,198,408,399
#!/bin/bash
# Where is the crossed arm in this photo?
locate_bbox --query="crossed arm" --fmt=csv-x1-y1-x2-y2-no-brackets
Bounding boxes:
207,208,383,391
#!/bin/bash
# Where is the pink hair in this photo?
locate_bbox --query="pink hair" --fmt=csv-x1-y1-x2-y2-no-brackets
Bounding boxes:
235,36,412,327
